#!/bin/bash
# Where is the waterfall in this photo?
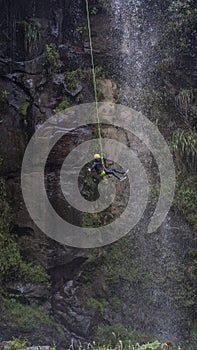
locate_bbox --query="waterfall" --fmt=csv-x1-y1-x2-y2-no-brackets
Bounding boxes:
109,0,194,344
32,0,36,17
111,0,162,108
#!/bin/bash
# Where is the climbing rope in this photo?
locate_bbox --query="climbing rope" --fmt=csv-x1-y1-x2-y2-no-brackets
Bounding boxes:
85,0,104,163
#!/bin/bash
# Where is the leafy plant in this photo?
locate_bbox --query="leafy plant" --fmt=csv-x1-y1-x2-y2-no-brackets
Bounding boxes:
168,0,196,18
21,20,40,54
175,89,194,130
21,100,30,116
6,337,29,350
64,69,79,91
135,341,161,350
188,321,197,350
91,7,99,15
4,298,53,331
173,173,197,232
0,89,9,101
55,96,70,112
86,297,109,315
172,128,197,169
0,177,49,285
95,325,151,349
45,43,62,74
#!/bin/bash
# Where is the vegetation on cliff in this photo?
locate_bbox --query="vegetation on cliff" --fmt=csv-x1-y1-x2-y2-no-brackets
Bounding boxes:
0,0,196,348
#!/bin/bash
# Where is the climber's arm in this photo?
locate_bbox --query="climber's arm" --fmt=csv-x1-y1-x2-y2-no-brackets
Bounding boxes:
88,162,96,172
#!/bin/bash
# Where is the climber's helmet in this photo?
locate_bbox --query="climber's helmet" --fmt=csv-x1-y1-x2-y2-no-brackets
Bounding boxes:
94,153,101,160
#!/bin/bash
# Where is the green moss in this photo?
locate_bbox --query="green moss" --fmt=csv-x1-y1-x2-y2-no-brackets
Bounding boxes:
102,236,141,284
45,43,62,74
0,176,49,286
76,26,84,34
172,128,197,170
95,324,152,348
91,7,99,15
3,298,53,331
86,297,109,315
55,323,66,341
188,321,197,350
95,66,106,79
19,262,50,285
5,337,29,350
1,298,65,342
186,213,197,232
21,100,30,117
173,173,197,233
64,69,79,91
110,296,121,310
0,178,22,283
0,89,9,101
55,96,71,112
21,20,40,54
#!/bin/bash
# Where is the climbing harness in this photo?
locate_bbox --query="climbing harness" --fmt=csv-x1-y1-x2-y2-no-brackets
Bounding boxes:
85,0,104,164
100,170,106,177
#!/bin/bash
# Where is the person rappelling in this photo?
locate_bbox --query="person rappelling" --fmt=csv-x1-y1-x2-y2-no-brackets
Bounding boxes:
85,2,128,183
88,154,128,181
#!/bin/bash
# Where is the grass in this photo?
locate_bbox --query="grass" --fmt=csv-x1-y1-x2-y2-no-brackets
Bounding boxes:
3,298,53,331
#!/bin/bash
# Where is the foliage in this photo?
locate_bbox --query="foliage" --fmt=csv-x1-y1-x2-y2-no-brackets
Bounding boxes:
175,89,193,116
4,298,53,331
95,325,151,349
102,237,140,284
86,297,109,315
2,338,183,350
92,328,182,350
172,128,197,169
76,26,84,34
21,100,30,117
135,341,162,350
55,96,71,112
64,69,79,91
173,173,197,232
21,20,40,54
168,0,197,18
0,178,22,282
0,177,49,285
168,0,196,53
45,43,62,74
6,337,29,350
188,321,197,350
95,66,106,79
0,89,9,101
158,0,197,80
19,262,50,284
175,174,197,207
91,7,99,15
5,338,58,350
174,89,195,129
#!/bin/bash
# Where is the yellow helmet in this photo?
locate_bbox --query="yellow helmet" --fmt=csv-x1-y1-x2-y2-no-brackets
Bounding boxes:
94,153,101,159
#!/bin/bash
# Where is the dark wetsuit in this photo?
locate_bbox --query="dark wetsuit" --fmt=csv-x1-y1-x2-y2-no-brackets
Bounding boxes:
91,159,125,180
90,159,105,174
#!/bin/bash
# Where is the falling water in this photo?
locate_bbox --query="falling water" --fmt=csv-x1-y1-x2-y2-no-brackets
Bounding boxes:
110,0,194,344
111,0,163,108
32,0,36,17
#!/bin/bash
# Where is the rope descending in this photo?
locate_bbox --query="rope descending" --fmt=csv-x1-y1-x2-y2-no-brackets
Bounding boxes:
85,0,104,163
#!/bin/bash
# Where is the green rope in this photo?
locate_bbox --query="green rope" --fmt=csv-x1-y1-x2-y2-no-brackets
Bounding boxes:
85,0,104,163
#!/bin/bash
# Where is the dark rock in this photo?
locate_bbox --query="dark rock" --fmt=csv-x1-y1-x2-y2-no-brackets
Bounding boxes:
6,282,50,303
53,73,82,97
0,0,196,348
14,54,46,75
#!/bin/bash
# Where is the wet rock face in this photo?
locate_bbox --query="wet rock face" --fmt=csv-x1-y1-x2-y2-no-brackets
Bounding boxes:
0,0,196,347
0,0,91,344
108,0,168,109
